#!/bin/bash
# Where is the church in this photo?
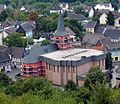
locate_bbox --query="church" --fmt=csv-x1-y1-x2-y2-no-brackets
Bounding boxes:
22,13,106,86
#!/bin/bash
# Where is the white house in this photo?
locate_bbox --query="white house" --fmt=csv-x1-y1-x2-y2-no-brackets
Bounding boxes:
94,3,114,11
99,13,108,25
85,6,94,18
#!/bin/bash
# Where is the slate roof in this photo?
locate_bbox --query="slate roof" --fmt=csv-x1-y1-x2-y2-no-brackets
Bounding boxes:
94,9,110,16
95,25,106,34
23,44,59,64
111,11,120,19
103,29,120,39
85,21,97,28
107,41,120,51
0,51,11,63
84,6,93,12
5,27,16,34
8,46,25,59
20,22,35,32
67,11,88,21
65,27,76,36
52,4,62,10
82,33,104,45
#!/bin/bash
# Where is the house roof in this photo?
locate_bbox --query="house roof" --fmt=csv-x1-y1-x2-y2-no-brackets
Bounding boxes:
103,29,120,39
95,25,106,34
4,27,16,34
67,11,87,21
111,11,120,19
94,9,110,16
20,22,35,32
107,41,120,51
82,33,104,45
23,44,59,64
0,51,11,63
52,4,62,10
8,46,25,59
65,27,76,36
85,21,97,28
84,6,93,12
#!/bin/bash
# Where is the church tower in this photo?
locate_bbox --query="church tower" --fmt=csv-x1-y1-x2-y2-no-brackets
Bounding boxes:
53,13,72,49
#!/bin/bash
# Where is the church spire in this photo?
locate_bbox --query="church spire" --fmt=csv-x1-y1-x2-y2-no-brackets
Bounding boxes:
55,13,67,36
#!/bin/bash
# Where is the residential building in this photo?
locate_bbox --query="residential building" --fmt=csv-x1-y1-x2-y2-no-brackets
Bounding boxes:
85,6,94,18
85,21,97,33
103,29,120,42
94,3,114,11
16,21,35,38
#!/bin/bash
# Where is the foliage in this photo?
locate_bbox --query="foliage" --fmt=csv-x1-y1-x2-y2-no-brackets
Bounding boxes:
0,72,12,87
89,83,111,104
0,8,14,22
74,6,89,17
36,14,58,33
3,32,27,47
41,40,51,46
5,77,53,98
105,52,113,70
65,18,84,38
84,65,108,87
107,11,115,26
64,80,77,91
14,10,28,21
27,11,38,21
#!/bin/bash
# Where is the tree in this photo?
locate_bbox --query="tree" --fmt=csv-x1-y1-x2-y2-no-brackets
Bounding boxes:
3,32,27,47
28,11,38,21
65,18,84,38
107,11,115,26
84,65,108,87
89,83,111,104
64,80,77,91
0,10,8,22
0,72,12,87
105,52,113,70
41,40,51,46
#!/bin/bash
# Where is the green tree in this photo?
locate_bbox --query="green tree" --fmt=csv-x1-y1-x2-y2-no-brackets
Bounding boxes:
105,52,113,70
64,80,77,91
107,11,115,26
84,65,108,87
0,72,12,87
89,83,111,104
65,18,84,38
41,40,51,46
3,32,27,47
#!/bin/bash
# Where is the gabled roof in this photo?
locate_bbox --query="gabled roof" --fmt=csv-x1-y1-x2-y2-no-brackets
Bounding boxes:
85,21,97,28
65,27,76,36
20,22,35,32
23,44,59,64
67,11,87,21
82,33,104,45
103,29,120,39
8,46,25,59
111,11,120,19
95,25,106,34
0,51,11,63
94,9,110,17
